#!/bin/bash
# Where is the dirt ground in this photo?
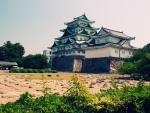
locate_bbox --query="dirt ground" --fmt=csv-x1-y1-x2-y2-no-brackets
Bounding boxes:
0,73,150,104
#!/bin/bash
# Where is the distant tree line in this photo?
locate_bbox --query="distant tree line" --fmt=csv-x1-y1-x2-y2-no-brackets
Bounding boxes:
117,43,150,79
0,41,50,69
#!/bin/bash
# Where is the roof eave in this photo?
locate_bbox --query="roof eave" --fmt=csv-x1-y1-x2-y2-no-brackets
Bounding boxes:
92,33,109,38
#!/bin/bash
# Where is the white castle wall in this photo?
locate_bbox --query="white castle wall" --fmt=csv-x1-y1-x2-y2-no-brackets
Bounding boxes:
85,46,134,58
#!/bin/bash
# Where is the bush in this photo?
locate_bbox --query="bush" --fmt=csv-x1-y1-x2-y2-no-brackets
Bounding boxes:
44,69,52,73
32,69,39,73
39,70,45,73
9,68,20,73
117,43,150,79
19,69,27,73
1,75,150,113
51,70,58,73
9,68,57,73
26,69,33,73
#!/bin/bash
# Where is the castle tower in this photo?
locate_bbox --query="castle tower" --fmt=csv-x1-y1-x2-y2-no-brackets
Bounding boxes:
49,14,99,58
48,14,137,73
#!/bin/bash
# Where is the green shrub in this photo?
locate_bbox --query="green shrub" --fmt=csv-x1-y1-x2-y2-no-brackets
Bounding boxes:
39,70,45,73
26,69,33,73
51,70,58,73
44,69,52,73
9,68,57,73
19,69,27,73
9,68,20,73
32,69,39,73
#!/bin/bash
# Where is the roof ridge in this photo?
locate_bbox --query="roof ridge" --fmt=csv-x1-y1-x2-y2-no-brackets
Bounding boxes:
103,27,123,33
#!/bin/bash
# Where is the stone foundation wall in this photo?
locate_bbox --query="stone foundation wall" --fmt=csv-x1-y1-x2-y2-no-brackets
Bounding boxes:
73,59,83,72
81,57,110,73
110,59,123,73
52,56,84,72
52,56,123,73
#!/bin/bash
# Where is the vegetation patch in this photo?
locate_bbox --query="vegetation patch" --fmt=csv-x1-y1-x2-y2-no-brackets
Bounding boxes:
1,74,150,113
9,68,58,73
117,43,150,80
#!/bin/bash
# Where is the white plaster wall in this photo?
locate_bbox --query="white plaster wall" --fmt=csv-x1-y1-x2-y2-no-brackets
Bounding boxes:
120,48,133,58
62,51,76,56
75,50,85,56
85,47,111,58
56,50,85,57
109,48,119,57
110,47,134,58
85,47,134,58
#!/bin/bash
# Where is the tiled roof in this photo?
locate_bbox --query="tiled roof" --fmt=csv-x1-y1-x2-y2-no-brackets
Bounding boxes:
74,14,89,21
79,29,89,35
102,27,131,39
51,41,60,47
86,42,136,50
61,28,72,37
0,61,17,66
65,37,75,44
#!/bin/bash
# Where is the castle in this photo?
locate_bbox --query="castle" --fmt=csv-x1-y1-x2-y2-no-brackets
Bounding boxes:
48,14,137,73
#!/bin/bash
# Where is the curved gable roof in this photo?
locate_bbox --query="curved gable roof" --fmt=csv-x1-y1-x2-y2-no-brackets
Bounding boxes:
61,27,73,37
51,41,60,47
102,27,131,39
74,14,89,21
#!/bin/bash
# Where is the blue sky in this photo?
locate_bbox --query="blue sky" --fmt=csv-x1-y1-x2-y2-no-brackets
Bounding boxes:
0,0,150,56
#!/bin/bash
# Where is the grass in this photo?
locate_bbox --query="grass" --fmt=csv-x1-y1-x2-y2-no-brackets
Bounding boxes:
0,71,75,80
0,71,122,81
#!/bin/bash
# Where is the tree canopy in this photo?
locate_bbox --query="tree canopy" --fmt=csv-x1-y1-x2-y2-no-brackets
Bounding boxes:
0,41,50,69
117,43,150,79
0,41,25,61
21,54,50,69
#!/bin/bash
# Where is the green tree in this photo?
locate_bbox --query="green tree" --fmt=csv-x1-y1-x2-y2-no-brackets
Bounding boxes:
117,43,150,79
21,54,50,69
0,41,25,61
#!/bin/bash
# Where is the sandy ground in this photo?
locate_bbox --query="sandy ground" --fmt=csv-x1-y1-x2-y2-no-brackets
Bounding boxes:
0,74,150,104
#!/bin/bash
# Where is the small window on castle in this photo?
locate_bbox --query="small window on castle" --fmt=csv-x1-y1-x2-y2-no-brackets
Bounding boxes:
96,40,100,44
122,51,125,54
80,38,82,40
115,50,118,54
129,52,132,55
78,51,80,53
